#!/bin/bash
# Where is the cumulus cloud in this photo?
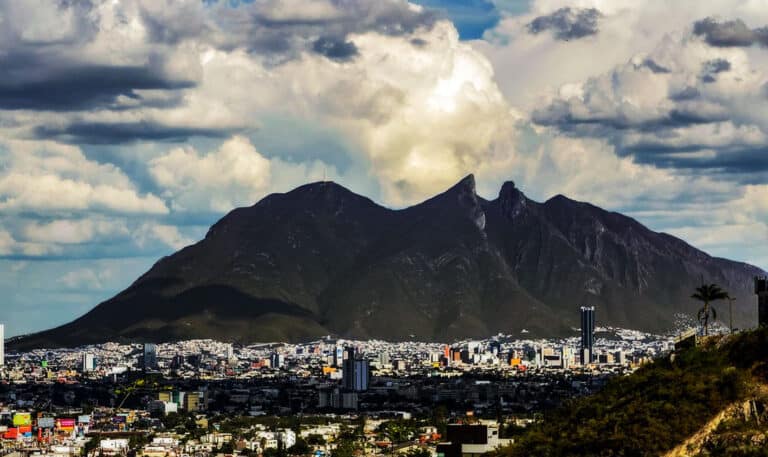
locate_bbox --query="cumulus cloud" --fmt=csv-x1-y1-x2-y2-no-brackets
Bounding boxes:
149,136,272,212
132,223,195,251
57,268,113,290
21,219,129,245
528,30,768,176
0,140,168,214
0,229,16,256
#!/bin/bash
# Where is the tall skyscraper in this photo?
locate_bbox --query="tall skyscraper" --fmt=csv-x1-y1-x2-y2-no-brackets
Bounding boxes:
270,352,284,369
0,323,4,367
342,347,355,386
342,347,369,392
143,343,158,371
580,306,595,365
756,276,768,327
333,345,343,368
82,353,96,372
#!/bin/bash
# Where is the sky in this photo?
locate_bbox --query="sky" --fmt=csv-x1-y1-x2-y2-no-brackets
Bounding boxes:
1,0,768,337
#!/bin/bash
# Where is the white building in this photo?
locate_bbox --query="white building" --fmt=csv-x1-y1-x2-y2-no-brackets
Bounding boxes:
148,401,178,415
100,439,129,455
82,353,96,372
279,429,296,448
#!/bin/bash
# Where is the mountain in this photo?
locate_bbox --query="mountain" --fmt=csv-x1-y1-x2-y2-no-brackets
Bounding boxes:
10,175,766,349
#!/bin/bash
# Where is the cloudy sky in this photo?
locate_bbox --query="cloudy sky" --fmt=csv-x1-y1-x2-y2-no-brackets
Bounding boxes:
2,0,768,336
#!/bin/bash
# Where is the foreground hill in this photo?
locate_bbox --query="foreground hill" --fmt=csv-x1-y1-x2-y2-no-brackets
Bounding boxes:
495,328,768,457
10,175,765,349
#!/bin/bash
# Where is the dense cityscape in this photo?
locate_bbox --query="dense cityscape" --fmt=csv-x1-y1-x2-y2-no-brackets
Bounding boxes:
0,303,679,457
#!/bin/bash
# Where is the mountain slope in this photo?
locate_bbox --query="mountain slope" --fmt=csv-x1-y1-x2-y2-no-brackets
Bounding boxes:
494,328,768,457
10,175,766,349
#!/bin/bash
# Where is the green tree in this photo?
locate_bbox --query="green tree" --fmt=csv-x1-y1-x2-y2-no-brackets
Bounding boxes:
287,438,312,456
692,283,729,335
305,434,326,445
83,437,99,456
405,448,431,457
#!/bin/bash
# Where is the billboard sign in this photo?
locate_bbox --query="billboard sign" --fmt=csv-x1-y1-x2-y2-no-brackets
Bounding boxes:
19,425,32,438
38,417,55,429
13,413,31,426
56,418,75,431
78,415,91,424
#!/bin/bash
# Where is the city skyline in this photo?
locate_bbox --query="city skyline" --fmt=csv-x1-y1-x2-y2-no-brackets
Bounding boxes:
2,0,768,336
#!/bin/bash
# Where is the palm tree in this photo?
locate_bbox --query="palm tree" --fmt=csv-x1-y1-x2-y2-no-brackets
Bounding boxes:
691,283,729,336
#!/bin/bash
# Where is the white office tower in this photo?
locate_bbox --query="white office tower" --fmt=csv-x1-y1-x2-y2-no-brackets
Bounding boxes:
225,344,236,363
82,353,96,372
561,346,571,370
0,324,4,366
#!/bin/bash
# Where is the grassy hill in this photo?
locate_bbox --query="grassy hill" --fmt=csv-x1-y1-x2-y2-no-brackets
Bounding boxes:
495,328,768,457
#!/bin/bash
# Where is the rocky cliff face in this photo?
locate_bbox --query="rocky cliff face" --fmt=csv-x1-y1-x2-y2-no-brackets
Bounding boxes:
11,175,765,349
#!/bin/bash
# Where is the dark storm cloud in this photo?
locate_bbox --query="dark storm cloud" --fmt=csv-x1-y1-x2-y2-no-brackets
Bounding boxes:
700,58,731,83
0,53,195,111
35,122,232,144
0,0,439,109
312,37,359,61
533,91,767,175
527,7,601,41
669,86,700,101
211,0,438,59
642,58,671,74
629,145,768,174
531,93,748,174
693,17,768,47
532,102,726,133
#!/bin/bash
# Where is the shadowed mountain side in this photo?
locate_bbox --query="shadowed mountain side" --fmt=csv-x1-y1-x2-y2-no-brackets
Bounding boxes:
16,284,328,348
10,175,765,350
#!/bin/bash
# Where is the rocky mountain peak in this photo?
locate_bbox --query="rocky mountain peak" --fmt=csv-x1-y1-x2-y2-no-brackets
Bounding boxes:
10,175,765,350
497,180,528,219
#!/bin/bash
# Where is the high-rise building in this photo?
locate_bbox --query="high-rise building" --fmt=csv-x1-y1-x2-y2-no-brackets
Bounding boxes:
333,345,343,368
0,323,4,367
756,276,768,327
142,343,158,371
183,392,202,411
270,352,284,369
171,354,185,369
580,306,595,365
342,347,369,392
488,340,501,357
82,353,96,372
562,346,572,370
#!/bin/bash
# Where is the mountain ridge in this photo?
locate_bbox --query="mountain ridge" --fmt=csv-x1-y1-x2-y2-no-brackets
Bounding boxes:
9,175,766,350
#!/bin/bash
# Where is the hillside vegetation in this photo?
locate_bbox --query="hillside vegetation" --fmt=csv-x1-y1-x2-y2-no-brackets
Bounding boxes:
495,328,768,457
